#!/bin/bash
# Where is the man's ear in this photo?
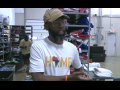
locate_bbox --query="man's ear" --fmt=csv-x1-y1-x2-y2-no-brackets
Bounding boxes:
44,24,48,30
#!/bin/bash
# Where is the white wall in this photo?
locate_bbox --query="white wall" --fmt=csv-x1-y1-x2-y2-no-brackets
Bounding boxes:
15,13,24,25
15,8,50,43
25,8,50,43
90,16,120,56
9,8,15,25
0,8,15,25
25,8,50,20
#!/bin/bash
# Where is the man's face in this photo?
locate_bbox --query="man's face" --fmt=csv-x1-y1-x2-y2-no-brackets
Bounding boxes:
45,17,66,43
24,38,28,41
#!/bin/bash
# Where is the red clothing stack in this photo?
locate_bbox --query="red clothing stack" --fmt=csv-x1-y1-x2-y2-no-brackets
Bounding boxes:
70,30,89,39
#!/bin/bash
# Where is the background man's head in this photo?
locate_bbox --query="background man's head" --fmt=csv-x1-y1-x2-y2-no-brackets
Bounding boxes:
43,8,69,43
24,34,29,41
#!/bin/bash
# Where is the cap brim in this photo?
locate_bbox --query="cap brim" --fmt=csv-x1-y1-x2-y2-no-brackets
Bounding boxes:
48,14,70,22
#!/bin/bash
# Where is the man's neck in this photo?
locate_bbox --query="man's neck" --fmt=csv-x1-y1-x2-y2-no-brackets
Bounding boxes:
48,36,63,45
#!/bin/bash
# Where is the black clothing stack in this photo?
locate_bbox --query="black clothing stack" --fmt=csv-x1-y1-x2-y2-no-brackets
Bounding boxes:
90,46,106,62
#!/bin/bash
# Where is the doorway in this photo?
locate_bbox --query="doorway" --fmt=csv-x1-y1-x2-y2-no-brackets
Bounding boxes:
106,32,116,56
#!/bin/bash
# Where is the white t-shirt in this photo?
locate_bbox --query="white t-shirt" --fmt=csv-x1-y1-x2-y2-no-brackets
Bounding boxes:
29,37,82,76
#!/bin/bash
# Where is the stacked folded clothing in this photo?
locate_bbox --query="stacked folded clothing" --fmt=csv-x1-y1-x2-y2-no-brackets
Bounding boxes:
84,62,101,71
93,68,113,77
79,53,88,61
58,8,88,13
70,30,89,39
77,17,94,35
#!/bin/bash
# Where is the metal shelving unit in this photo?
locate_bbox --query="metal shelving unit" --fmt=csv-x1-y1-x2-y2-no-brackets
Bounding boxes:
0,23,11,62
66,25,89,28
9,25,33,57
63,8,91,73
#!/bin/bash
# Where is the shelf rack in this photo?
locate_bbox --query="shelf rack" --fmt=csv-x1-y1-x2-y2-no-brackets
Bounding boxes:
0,25,33,61
63,8,91,73
0,23,11,62
9,25,33,57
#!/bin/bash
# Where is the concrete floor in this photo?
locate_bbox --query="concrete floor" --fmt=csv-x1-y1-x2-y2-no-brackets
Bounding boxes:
13,56,120,81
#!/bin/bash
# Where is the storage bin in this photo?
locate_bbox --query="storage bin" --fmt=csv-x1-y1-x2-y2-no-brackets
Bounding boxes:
0,71,14,81
91,53,106,62
6,63,19,72
4,65,15,72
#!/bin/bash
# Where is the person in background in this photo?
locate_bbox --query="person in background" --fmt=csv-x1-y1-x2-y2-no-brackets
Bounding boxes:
29,8,92,81
20,34,32,75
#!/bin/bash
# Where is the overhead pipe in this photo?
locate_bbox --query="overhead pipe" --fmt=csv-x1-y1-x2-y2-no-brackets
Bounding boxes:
96,8,102,45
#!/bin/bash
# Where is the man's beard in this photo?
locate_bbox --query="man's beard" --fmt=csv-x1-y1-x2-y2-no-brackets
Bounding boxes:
48,27,65,44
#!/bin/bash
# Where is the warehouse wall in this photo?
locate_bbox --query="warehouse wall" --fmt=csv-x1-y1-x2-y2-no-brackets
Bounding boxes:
15,8,50,25
25,8,50,43
25,8,50,20
15,13,24,25
90,17,120,56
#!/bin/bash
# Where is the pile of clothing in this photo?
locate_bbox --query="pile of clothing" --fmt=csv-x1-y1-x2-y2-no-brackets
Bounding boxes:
83,63,113,77
77,17,94,35
79,53,88,61
94,68,113,77
70,30,89,39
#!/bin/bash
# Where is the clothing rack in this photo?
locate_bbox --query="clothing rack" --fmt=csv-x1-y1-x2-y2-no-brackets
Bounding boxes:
58,8,91,73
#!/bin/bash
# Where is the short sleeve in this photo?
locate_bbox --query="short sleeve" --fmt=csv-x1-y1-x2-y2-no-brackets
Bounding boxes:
72,47,82,69
19,40,23,46
29,43,44,73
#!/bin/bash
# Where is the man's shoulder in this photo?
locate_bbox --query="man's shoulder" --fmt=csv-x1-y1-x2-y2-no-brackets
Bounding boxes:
64,40,76,48
32,39,44,47
20,39,24,42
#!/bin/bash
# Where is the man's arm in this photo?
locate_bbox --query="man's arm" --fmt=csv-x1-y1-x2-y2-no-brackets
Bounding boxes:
19,40,23,48
20,46,26,48
31,72,73,81
74,67,83,72
19,40,27,48
31,71,91,81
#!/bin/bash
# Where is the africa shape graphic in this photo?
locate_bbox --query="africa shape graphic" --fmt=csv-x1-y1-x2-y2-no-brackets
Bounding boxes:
52,56,59,67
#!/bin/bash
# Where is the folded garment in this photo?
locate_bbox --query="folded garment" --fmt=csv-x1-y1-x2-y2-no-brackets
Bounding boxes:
93,68,113,77
70,32,89,39
79,8,88,13
70,30,83,35
58,8,83,13
57,8,64,12
70,30,89,39
58,8,88,13
63,8,79,12
84,63,101,71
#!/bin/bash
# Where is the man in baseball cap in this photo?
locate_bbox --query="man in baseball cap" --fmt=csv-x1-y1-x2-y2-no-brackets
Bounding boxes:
44,8,69,24
43,8,70,44
29,8,92,81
